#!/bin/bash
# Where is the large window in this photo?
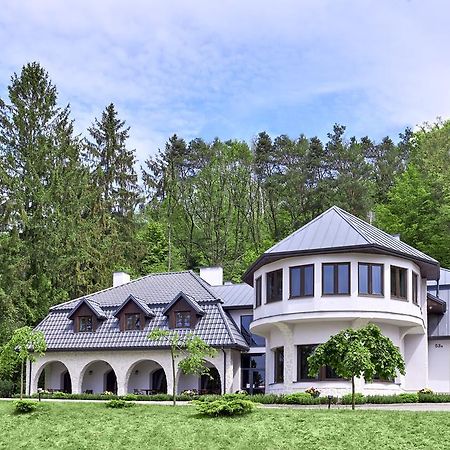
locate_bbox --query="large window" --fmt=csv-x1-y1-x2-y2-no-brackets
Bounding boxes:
241,354,265,395
391,266,407,299
322,263,350,295
240,315,265,347
412,272,419,305
266,269,283,303
255,276,262,307
125,313,141,330
290,264,314,298
175,311,191,328
273,347,284,383
79,316,93,332
358,263,383,296
297,345,342,381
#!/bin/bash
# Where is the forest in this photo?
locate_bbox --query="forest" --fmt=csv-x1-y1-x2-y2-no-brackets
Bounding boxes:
1,62,450,347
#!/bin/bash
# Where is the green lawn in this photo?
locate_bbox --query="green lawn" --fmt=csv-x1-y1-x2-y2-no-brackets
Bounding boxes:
1,401,450,450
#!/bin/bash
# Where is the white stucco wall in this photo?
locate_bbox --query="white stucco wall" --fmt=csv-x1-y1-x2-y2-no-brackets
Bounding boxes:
28,349,234,396
428,339,450,392
250,252,428,395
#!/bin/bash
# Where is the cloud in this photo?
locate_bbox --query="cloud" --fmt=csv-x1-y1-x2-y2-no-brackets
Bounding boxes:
0,0,449,165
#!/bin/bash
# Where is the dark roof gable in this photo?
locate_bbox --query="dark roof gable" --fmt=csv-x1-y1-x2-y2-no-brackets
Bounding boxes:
67,298,107,320
113,294,155,318
162,291,205,316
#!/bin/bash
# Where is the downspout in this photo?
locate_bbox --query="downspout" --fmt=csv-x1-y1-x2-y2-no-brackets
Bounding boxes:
28,359,32,396
221,348,226,395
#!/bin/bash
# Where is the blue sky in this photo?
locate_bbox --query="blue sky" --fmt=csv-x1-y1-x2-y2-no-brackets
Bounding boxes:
1,0,449,164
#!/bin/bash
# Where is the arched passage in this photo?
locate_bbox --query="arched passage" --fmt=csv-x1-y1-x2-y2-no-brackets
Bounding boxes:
126,360,167,394
35,361,72,393
177,361,221,395
80,360,117,394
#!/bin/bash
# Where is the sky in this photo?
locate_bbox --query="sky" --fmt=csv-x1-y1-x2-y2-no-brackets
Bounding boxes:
1,0,450,165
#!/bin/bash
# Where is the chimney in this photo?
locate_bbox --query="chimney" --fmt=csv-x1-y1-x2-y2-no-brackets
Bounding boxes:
113,272,131,287
199,267,223,286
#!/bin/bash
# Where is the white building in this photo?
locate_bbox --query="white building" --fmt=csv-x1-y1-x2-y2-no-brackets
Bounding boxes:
28,206,449,396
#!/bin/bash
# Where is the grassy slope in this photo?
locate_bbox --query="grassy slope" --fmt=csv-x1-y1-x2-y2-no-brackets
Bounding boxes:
1,401,450,450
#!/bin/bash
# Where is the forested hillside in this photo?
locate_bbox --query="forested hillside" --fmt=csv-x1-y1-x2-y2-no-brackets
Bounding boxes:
1,62,449,344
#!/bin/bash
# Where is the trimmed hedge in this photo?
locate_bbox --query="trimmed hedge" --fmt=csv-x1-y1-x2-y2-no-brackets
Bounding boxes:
15,391,450,404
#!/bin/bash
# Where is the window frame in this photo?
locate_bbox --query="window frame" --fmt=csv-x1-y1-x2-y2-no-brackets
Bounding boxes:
240,314,265,347
79,315,93,333
321,262,351,296
255,276,262,308
289,264,314,299
296,344,343,382
358,263,384,297
390,265,408,300
273,347,284,384
412,272,419,305
175,311,192,328
266,269,283,303
125,313,141,331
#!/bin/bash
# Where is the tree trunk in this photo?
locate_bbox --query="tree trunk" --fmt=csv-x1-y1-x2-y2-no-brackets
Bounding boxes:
351,375,355,410
171,348,176,406
20,359,24,400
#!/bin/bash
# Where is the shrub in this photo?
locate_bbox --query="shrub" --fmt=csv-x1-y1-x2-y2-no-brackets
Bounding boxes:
282,393,318,405
194,398,255,417
14,400,38,414
248,393,281,404
341,393,365,405
106,399,134,408
0,380,15,398
122,394,139,401
418,393,450,403
365,393,418,404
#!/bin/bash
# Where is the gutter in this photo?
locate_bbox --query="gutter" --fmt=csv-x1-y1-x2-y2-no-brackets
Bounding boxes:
221,348,226,394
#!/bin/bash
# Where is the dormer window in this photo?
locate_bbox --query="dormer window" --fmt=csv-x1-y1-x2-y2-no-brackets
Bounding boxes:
125,313,141,330
79,316,93,332
175,311,191,328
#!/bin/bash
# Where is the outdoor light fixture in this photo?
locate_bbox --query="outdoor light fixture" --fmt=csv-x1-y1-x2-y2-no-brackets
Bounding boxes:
135,370,139,375
88,370,93,375
327,395,333,409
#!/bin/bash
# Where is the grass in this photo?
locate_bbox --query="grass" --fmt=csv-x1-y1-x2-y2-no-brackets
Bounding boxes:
1,401,450,449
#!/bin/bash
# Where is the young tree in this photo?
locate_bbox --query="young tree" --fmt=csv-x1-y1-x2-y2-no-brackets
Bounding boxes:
307,324,405,410
148,329,217,406
0,326,46,399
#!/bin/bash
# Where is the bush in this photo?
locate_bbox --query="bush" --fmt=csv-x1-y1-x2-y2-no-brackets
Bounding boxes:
0,380,15,398
106,399,134,408
418,388,434,395
305,387,321,398
365,393,418,404
248,393,281,404
341,393,366,405
122,394,139,401
14,400,38,414
282,393,318,405
194,398,255,417
418,393,450,403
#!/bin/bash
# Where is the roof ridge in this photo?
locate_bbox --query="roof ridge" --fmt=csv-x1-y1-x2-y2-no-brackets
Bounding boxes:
50,270,193,310
188,270,221,300
337,207,436,261
331,206,371,245
265,206,337,254
217,302,237,346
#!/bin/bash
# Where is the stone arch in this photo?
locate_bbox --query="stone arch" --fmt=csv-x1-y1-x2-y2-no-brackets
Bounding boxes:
79,360,118,394
125,359,168,394
177,360,222,395
33,360,73,393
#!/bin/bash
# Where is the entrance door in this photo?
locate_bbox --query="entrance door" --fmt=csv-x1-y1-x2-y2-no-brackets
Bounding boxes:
152,369,167,393
241,353,265,395
200,367,221,394
105,370,117,394
62,371,72,393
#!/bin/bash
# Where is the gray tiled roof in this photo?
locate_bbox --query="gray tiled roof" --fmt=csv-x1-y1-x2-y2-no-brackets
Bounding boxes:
213,284,254,308
39,271,248,351
243,206,439,284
